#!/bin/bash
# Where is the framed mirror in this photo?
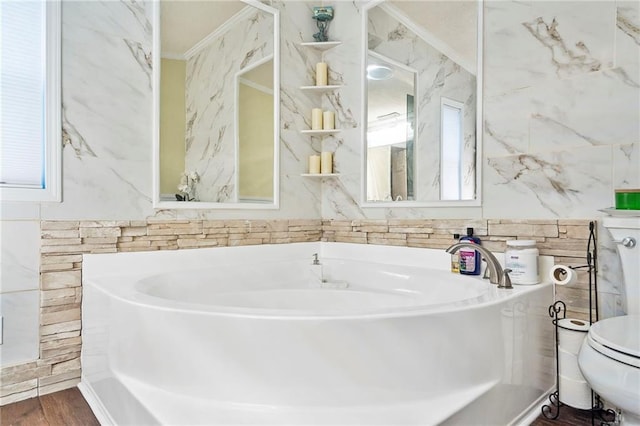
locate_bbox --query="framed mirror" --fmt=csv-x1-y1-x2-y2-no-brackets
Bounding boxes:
362,0,482,206
153,0,280,209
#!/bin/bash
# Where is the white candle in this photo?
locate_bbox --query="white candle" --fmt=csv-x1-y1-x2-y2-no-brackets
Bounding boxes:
321,151,333,174
311,108,323,130
309,155,321,174
322,111,335,130
316,62,328,86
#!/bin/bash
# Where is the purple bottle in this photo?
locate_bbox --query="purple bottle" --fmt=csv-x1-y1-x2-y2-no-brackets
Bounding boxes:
459,227,481,275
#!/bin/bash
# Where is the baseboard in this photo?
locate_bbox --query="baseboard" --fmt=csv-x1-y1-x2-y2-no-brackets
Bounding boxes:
78,379,115,426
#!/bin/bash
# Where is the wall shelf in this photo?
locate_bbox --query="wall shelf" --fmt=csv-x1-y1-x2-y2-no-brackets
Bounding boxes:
300,85,342,93
300,41,342,51
301,173,340,178
300,129,341,136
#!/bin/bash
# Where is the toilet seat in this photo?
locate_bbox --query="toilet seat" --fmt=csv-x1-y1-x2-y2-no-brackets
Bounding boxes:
588,315,640,369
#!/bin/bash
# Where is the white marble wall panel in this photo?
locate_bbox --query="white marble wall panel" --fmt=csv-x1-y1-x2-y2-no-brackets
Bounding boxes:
613,143,640,190
482,1,639,219
484,146,612,218
0,222,40,293
0,291,40,366
528,69,640,150
185,8,273,202
42,0,154,220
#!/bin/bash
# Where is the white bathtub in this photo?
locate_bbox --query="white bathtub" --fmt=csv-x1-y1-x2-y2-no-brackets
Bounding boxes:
80,242,554,425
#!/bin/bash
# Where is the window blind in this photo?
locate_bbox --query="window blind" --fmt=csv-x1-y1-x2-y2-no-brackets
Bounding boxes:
0,1,46,188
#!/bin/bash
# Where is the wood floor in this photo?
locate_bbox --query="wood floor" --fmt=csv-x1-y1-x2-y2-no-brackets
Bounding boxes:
0,388,99,426
1,386,598,425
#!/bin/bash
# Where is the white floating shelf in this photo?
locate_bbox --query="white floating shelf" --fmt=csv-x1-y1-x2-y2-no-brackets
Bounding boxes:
300,129,342,136
300,41,342,51
301,173,340,178
300,85,342,92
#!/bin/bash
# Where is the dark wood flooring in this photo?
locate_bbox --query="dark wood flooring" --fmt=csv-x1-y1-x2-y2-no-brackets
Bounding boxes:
1,386,597,425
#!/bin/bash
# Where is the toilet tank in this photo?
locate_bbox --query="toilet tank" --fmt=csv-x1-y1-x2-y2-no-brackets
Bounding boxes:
603,217,640,315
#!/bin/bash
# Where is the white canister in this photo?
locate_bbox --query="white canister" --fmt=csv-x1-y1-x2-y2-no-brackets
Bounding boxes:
505,240,539,285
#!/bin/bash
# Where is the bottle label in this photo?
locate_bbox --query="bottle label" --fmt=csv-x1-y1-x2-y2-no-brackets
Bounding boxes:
505,253,539,284
459,250,476,273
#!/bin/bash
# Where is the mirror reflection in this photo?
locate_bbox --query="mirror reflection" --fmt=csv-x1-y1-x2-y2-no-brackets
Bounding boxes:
365,1,479,203
366,53,416,202
159,0,277,204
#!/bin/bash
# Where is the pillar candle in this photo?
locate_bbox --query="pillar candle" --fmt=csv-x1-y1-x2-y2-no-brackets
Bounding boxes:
316,62,328,86
321,151,333,174
311,108,323,130
309,155,321,174
322,111,335,130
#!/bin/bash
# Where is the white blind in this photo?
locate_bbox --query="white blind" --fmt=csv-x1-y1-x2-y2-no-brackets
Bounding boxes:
0,1,46,188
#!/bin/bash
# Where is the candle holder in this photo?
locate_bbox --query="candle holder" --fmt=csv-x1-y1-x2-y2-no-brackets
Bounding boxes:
312,6,334,42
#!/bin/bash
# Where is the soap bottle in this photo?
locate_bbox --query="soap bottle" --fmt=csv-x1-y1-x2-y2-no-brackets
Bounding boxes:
459,227,481,275
451,233,460,273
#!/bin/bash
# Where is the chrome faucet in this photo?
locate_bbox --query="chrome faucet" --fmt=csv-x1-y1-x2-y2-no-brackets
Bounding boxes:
445,242,512,288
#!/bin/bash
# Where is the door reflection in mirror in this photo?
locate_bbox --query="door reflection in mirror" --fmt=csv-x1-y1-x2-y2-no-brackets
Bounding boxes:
366,53,416,202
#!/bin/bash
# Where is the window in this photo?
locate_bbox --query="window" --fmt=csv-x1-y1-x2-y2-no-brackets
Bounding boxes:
440,97,464,200
0,0,61,202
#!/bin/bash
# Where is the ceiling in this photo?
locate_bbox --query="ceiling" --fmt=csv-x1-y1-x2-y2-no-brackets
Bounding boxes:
161,1,246,57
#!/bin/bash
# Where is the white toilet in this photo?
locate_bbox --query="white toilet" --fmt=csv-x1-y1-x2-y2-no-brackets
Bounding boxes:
578,217,640,425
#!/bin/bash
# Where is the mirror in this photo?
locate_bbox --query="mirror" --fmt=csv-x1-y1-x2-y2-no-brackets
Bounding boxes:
364,0,481,204
155,0,279,208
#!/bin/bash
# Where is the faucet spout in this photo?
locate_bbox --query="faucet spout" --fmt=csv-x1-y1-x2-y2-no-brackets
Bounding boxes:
446,243,504,285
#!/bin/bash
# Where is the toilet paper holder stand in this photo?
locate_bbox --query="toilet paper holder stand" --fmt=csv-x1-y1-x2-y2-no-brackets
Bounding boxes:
541,222,617,424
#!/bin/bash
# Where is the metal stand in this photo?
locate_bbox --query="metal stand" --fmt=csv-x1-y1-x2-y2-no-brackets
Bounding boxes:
541,221,616,424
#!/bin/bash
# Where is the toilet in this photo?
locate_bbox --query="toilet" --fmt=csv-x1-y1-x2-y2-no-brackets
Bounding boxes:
578,217,640,425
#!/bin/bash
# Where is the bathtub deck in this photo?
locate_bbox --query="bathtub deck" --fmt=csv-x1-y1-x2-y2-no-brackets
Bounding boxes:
0,387,596,426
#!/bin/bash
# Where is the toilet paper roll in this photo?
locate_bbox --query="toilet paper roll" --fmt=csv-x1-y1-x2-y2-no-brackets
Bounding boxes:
309,155,321,174
321,152,333,174
311,108,323,130
559,375,592,409
558,347,587,382
316,62,328,86
557,318,589,355
549,264,578,286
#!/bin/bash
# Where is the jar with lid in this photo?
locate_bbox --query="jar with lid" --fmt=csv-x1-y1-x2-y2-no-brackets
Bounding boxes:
505,240,539,285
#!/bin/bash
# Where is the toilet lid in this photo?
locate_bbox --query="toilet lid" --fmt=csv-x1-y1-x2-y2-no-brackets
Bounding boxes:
588,315,640,367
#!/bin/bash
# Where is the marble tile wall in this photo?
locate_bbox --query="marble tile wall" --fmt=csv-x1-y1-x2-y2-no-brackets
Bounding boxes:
185,7,274,202
367,5,477,201
482,1,640,219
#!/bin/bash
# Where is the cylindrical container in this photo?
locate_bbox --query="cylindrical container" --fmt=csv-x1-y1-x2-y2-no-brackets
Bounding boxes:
559,375,591,409
615,188,640,210
311,108,323,130
557,318,589,355
320,152,333,174
558,347,586,382
315,62,328,86
505,240,539,284
322,111,335,130
549,264,578,286
309,155,321,174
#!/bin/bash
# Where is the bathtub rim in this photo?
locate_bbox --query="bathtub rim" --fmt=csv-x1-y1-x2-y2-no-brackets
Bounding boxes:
84,273,550,320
